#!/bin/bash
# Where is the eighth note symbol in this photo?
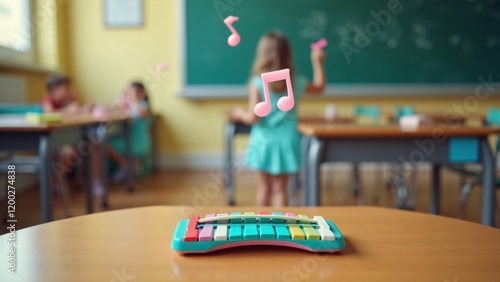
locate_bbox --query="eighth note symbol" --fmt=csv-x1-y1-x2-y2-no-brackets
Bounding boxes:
224,15,241,47
254,68,295,118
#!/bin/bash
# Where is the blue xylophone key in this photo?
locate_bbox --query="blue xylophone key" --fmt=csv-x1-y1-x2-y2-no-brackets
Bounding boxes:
229,225,242,240
275,226,290,239
272,212,284,223
243,225,258,239
259,225,275,239
230,212,242,223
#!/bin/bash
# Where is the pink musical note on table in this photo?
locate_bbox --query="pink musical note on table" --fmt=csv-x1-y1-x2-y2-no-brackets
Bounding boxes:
254,68,294,118
224,15,241,47
311,38,328,50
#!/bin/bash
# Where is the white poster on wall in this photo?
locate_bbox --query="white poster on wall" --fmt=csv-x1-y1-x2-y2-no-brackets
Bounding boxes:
104,0,143,28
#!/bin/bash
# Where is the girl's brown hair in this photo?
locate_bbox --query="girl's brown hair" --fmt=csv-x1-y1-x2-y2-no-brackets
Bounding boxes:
251,31,294,93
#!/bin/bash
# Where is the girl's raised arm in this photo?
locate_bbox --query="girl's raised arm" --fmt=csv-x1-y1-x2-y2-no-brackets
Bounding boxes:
305,49,327,95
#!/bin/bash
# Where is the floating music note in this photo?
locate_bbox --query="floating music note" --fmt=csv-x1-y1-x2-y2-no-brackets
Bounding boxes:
254,68,294,118
311,38,328,50
156,61,169,73
224,15,241,47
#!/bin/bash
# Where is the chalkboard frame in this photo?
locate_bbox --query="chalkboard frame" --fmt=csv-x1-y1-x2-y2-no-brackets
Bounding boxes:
175,0,499,99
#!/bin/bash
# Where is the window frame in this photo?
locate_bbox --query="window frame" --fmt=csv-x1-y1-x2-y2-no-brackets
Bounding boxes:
0,0,35,66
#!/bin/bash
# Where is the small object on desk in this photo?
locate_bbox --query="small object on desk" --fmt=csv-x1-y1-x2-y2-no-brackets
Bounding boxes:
171,212,345,254
399,114,432,129
25,112,62,124
325,103,337,122
311,38,328,50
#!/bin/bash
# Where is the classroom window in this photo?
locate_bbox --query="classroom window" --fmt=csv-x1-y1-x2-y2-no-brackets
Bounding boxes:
0,0,33,62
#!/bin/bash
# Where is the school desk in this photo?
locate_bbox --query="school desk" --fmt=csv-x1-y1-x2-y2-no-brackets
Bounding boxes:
0,114,134,222
0,206,499,281
298,123,499,226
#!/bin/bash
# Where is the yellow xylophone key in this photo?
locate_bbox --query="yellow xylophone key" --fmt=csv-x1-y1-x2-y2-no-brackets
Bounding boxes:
289,224,305,240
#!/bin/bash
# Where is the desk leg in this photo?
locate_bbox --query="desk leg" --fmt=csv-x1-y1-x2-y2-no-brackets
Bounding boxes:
124,120,134,192
98,124,109,208
301,135,311,206
430,163,441,215
480,139,495,226
307,137,324,206
224,122,235,206
83,126,94,214
39,135,52,223
395,163,408,209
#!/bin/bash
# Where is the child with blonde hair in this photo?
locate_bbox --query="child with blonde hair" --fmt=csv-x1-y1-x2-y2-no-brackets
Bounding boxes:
231,31,326,206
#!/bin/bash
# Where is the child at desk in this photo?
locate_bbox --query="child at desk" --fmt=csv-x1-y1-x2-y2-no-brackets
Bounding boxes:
40,74,103,196
106,82,151,182
230,31,326,206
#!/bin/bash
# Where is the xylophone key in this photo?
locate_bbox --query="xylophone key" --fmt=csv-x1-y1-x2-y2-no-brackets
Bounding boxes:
205,214,215,223
199,226,214,241
318,229,336,241
214,224,228,241
302,226,320,240
187,216,200,230
285,213,296,223
272,212,284,223
289,224,305,240
230,212,242,223
217,213,228,223
313,216,330,230
244,212,256,223
184,229,199,242
275,226,290,239
259,211,271,223
243,225,258,239
297,214,308,223
229,225,242,240
259,225,275,239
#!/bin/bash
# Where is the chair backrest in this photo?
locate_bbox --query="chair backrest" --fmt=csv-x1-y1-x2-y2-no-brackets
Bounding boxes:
486,108,500,153
0,103,43,114
354,105,380,123
394,105,415,121
486,108,500,127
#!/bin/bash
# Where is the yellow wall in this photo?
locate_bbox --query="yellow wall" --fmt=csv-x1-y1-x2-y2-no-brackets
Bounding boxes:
63,0,500,154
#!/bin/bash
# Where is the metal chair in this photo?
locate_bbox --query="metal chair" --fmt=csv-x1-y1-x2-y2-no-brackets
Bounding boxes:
447,108,500,224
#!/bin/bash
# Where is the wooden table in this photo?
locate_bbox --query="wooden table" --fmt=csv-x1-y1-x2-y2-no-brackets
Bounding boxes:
1,206,499,281
0,114,134,222
299,123,499,226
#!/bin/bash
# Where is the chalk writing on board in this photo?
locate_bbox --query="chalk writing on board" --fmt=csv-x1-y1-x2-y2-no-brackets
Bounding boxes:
449,34,461,47
413,23,433,50
486,37,500,48
377,19,401,49
299,10,327,40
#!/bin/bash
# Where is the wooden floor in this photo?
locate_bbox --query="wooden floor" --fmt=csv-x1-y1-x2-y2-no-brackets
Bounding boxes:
1,167,498,234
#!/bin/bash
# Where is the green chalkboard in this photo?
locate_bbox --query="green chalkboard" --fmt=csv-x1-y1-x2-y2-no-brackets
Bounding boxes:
183,0,500,96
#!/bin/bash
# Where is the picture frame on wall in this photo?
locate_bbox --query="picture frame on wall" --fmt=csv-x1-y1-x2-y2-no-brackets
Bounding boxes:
104,0,143,28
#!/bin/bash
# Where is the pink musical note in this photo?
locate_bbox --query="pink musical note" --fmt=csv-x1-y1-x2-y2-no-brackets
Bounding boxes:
254,68,294,118
224,15,241,47
311,38,328,50
156,61,169,73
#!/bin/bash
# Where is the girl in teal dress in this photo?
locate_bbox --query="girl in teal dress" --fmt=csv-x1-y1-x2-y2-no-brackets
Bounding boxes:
230,31,326,206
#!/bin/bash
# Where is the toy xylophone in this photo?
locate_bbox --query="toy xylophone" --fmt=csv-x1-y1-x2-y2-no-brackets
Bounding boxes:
171,212,345,254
